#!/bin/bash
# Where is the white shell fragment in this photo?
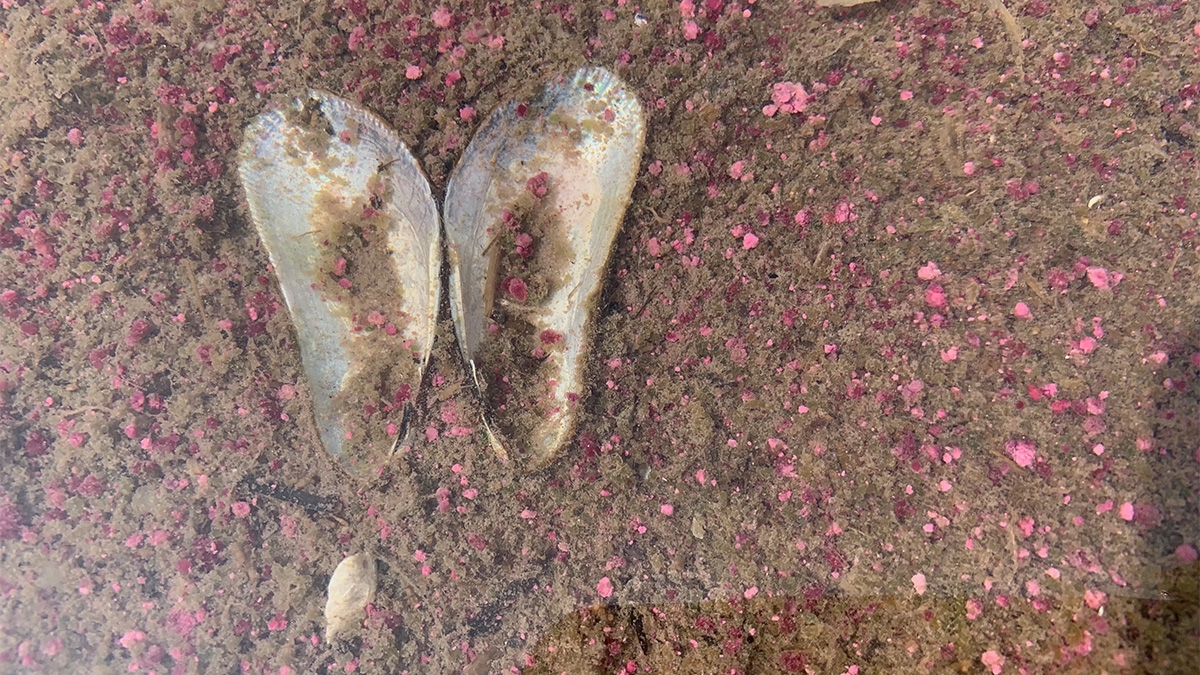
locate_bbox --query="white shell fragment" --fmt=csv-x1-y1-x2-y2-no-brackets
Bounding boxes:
445,67,646,468
324,553,377,642
238,91,440,467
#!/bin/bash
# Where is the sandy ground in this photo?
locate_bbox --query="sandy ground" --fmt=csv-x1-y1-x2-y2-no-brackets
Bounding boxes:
1,0,1198,673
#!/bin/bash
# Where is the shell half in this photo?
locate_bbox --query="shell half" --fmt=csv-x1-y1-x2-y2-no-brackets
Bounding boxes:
324,553,377,642
238,91,440,468
444,67,646,468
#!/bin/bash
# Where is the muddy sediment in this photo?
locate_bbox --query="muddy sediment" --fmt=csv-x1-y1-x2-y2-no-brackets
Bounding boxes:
0,1,1196,673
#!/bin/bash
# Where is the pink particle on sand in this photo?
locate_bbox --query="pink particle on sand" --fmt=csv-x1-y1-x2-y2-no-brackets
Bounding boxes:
768,81,809,115
1175,544,1197,563
963,161,977,175
405,65,422,80
941,346,958,362
1025,580,1041,597
232,501,251,518
695,469,706,484
911,572,927,595
67,128,83,147
347,26,367,51
425,427,439,441
1013,302,1033,320
1018,517,1035,537
925,285,946,308
118,630,146,650
1096,499,1113,514
833,201,856,223
459,105,476,121
1119,502,1135,521
597,576,614,598
505,277,528,302
683,20,699,40
267,613,288,631
871,115,883,126
431,6,452,27
743,586,758,599
660,504,674,516
1087,267,1112,289
1084,589,1107,609
1006,439,1036,468
966,598,983,620
900,90,913,100
742,232,759,249
918,262,942,280
981,650,1005,674
728,160,746,179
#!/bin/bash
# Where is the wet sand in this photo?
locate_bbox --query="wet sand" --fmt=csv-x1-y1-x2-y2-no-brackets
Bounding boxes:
1,1,1197,672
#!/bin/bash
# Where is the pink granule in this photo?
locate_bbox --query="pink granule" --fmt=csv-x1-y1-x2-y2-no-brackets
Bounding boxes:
1175,544,1197,563
966,598,983,620
917,262,941,280
925,285,946,308
911,572,927,595
118,630,147,650
1119,502,1135,521
597,576,614,598
1006,439,1036,468
504,277,528,302
981,650,1005,674
431,6,452,27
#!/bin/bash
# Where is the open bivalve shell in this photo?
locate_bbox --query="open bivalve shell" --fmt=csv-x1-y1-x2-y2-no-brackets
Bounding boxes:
238,91,440,469
445,67,646,469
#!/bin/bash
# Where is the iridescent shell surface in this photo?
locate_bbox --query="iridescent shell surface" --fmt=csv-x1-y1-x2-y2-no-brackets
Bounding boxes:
444,67,646,468
238,92,440,467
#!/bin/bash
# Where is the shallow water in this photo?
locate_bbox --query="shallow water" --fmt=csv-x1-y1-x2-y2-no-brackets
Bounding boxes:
0,1,1196,673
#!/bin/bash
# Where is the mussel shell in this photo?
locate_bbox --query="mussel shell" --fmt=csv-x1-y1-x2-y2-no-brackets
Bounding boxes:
238,91,440,467
444,67,646,468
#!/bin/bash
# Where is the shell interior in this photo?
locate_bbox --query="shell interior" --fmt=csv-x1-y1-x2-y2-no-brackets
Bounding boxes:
238,91,440,467
444,67,646,468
